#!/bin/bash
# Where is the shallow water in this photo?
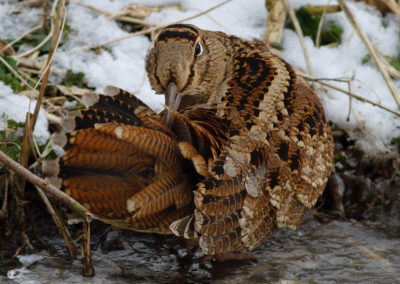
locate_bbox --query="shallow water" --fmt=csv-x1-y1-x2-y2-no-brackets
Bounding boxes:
3,215,400,283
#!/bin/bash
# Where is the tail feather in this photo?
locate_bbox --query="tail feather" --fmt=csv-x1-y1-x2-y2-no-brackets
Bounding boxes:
194,209,241,237
194,189,246,216
94,124,182,166
126,170,189,214
169,214,199,239
199,227,242,255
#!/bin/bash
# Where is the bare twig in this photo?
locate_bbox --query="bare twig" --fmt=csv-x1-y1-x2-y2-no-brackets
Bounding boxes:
0,150,93,221
81,0,232,50
81,221,94,276
0,173,9,218
35,185,76,258
284,0,314,78
299,72,400,117
338,0,400,108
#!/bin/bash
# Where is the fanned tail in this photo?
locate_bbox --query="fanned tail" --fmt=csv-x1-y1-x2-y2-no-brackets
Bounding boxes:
43,86,192,234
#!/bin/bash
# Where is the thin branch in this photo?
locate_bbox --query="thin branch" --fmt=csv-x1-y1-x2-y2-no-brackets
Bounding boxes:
0,173,9,218
284,0,314,77
0,150,93,222
338,0,400,108
299,72,400,117
81,0,232,50
35,185,76,258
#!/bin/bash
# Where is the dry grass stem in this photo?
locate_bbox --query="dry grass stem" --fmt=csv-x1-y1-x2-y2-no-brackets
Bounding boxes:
1,24,43,54
17,57,67,76
74,1,157,26
12,0,43,7
284,0,315,78
0,56,34,90
264,0,287,47
381,0,400,17
81,0,232,51
31,0,66,126
300,72,400,117
315,1,331,48
374,47,400,80
14,26,53,59
303,5,341,14
339,0,400,108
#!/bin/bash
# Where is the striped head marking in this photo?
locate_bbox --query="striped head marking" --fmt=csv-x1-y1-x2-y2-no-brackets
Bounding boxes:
146,24,229,118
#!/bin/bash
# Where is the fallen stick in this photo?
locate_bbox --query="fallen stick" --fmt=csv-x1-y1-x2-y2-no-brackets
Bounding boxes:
0,150,93,222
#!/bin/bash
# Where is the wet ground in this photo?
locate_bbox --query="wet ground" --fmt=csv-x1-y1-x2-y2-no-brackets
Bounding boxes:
2,213,399,284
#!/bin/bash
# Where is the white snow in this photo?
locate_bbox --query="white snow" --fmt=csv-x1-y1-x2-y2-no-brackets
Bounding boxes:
0,81,49,144
17,254,45,266
0,2,41,40
0,0,399,152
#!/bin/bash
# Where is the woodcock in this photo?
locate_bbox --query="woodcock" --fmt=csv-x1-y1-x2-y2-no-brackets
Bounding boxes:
44,24,334,257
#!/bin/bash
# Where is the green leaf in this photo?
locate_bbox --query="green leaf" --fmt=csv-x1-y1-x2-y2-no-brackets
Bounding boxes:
0,55,31,93
362,54,371,65
388,56,400,72
320,24,343,45
390,136,400,152
287,6,343,46
289,6,321,40
0,119,24,161
61,69,86,87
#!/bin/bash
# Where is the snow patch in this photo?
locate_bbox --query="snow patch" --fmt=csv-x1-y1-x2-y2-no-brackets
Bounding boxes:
0,82,49,144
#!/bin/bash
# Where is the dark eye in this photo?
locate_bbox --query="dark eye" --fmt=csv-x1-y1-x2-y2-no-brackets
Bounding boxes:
194,42,203,56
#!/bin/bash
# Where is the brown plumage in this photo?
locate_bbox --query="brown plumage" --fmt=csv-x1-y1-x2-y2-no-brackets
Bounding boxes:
146,24,334,255
44,24,334,257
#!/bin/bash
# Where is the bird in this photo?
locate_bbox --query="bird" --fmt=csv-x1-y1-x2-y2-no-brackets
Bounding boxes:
44,23,334,259
146,24,334,256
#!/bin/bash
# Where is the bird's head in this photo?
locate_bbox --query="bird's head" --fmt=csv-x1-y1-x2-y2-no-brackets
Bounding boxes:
146,24,228,126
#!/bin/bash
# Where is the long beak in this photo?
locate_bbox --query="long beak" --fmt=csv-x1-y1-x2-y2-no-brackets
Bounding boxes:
163,82,180,128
